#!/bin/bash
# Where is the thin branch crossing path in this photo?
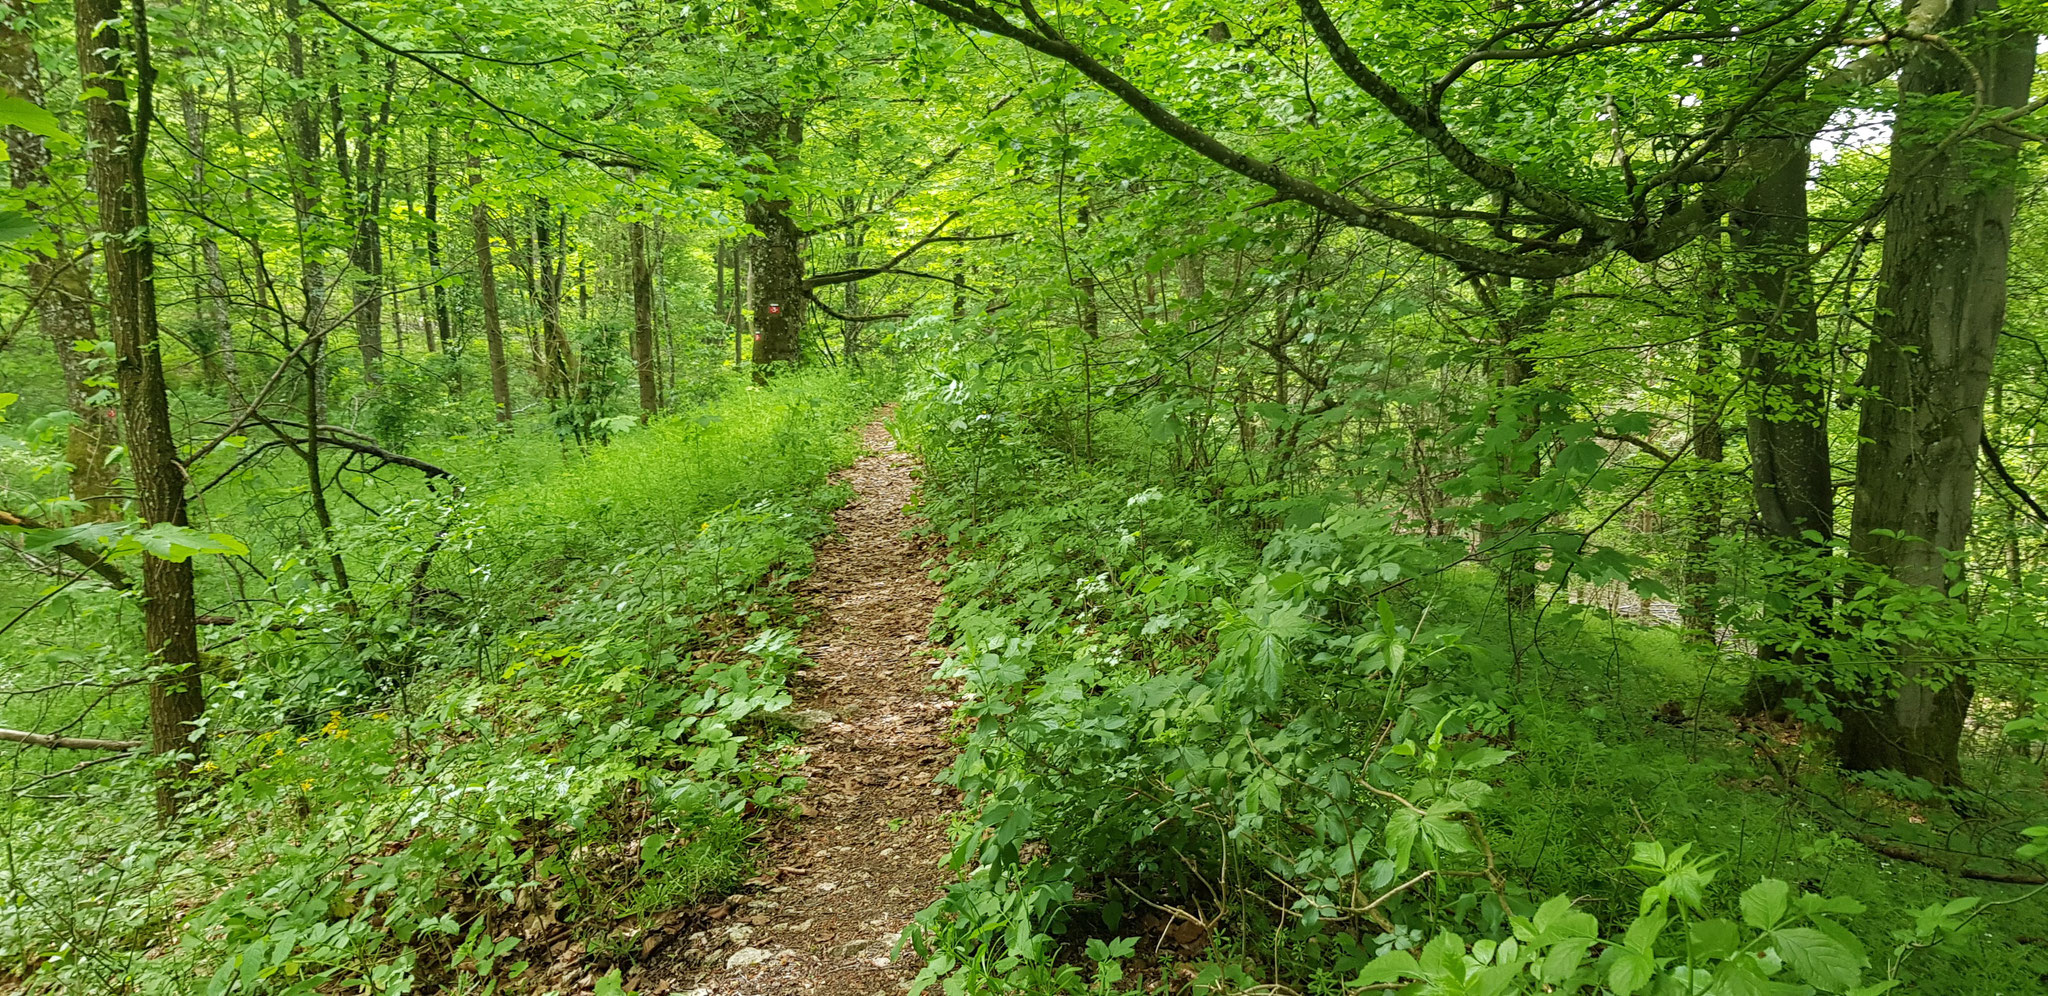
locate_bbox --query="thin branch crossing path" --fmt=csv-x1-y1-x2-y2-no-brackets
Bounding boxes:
648,414,959,996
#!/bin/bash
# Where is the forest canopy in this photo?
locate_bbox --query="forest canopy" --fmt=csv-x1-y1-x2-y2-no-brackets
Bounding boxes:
1,0,2046,993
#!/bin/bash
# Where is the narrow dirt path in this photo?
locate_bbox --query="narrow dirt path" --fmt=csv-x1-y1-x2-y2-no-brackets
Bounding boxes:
645,415,957,996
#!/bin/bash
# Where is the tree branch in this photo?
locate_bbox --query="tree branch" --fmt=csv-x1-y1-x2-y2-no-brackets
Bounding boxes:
0,727,142,751
805,288,909,323
802,210,964,289
1982,434,2048,526
913,0,1597,278
0,511,133,590
1596,430,1677,463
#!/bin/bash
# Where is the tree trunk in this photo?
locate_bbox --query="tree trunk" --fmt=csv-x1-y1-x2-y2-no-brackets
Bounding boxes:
577,253,588,321
716,236,734,362
842,215,864,362
1732,137,1833,713
338,96,388,382
283,0,328,338
535,199,573,399
1478,277,1553,617
178,84,233,388
1680,238,1727,638
722,109,804,374
73,0,205,818
469,154,512,424
425,126,452,354
1838,0,2035,786
746,196,804,370
630,219,658,420
732,230,746,348
2,2,119,518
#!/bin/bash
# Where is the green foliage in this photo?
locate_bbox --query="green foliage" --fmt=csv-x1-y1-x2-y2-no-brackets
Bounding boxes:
895,357,2048,995
0,370,887,993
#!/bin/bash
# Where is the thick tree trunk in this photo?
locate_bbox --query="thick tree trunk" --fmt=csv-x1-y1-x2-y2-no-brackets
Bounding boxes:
73,0,205,819
1732,138,1833,712
746,196,805,369
630,220,658,420
720,109,805,373
2,3,119,517
1839,0,2035,786
469,155,512,423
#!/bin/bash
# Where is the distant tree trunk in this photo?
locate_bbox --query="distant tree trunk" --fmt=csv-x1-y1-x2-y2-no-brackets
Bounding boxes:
577,253,589,321
424,126,452,354
535,199,573,399
469,155,511,423
389,228,405,354
951,249,966,320
630,219,658,420
1838,1,2035,786
178,85,233,388
1680,246,1726,639
1733,137,1832,713
732,231,746,351
715,236,732,361
1077,206,1099,459
2,1,118,517
1478,276,1554,617
282,0,328,338
842,210,865,361
334,65,392,383
73,0,205,819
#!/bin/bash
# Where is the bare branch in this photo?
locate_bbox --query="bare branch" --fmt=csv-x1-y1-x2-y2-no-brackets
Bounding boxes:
0,727,142,751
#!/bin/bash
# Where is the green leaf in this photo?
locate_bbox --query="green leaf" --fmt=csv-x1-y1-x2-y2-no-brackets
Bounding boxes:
0,211,37,244
1688,918,1742,959
1771,926,1864,991
0,97,64,138
123,524,251,562
592,968,629,996
1353,949,1420,987
1741,878,1790,929
1606,946,1655,995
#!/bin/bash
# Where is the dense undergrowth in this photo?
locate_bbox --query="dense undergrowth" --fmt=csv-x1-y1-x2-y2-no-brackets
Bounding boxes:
894,361,2048,996
0,369,888,994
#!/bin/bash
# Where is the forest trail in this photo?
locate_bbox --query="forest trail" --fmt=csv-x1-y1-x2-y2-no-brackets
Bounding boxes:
645,414,958,996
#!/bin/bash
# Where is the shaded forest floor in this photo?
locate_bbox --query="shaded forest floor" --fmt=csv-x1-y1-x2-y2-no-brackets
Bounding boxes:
642,415,959,996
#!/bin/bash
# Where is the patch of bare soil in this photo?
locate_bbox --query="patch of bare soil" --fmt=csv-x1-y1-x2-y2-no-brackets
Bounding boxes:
637,415,957,996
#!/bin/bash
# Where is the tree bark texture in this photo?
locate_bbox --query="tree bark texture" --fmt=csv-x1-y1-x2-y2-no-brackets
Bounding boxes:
1839,0,2036,786
1731,137,1833,712
73,0,205,818
2,1,119,517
